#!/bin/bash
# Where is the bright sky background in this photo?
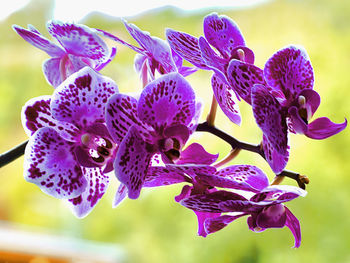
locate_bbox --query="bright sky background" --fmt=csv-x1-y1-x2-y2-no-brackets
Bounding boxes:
1,0,269,21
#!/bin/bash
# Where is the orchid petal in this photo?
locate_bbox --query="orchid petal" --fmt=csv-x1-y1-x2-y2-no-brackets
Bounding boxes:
47,21,110,65
68,167,108,218
51,67,118,128
113,184,128,208
176,143,219,165
252,84,288,156
298,89,321,118
212,74,241,125
208,165,270,192
180,190,247,213
285,207,302,248
21,96,79,141
261,135,289,174
12,25,65,57
42,58,63,88
166,29,210,69
24,127,86,199
138,72,196,130
251,185,307,203
144,166,188,187
288,106,308,134
227,59,265,104
203,13,245,59
95,47,117,71
166,164,217,178
123,21,177,73
231,46,255,64
204,214,246,236
195,211,221,237
106,93,148,144
198,37,227,73
264,45,314,101
305,117,347,140
114,126,153,199
256,204,287,228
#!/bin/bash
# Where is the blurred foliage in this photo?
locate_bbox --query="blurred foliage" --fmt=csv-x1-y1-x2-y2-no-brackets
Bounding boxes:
0,0,349,262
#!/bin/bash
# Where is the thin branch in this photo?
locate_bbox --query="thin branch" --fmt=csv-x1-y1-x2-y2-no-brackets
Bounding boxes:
0,140,28,168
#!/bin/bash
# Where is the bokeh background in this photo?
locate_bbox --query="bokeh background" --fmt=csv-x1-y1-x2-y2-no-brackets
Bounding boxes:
0,0,349,262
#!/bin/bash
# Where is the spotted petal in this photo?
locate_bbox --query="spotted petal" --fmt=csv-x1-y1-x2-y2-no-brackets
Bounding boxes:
24,127,86,199
68,167,108,218
227,59,265,104
12,25,65,57
51,67,118,128
106,93,148,144
138,72,196,130
264,45,314,102
47,21,110,65
123,21,177,73
166,29,209,69
285,207,302,248
252,84,288,157
144,166,188,187
42,58,63,88
114,126,153,199
176,143,219,165
113,183,128,208
205,165,270,192
262,135,289,174
21,96,79,141
203,13,245,59
256,204,287,228
204,214,246,236
211,74,241,125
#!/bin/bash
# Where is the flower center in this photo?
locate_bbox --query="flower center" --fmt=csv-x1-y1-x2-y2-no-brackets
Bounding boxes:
297,95,309,123
160,137,181,161
80,133,115,165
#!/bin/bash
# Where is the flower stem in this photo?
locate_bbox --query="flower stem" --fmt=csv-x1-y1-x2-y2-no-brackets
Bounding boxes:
0,140,28,168
206,95,218,126
195,121,309,189
213,148,241,168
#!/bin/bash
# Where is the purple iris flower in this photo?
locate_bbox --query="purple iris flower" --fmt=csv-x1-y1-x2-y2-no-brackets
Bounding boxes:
97,20,196,86
105,72,202,199
250,45,347,173
13,21,116,88
166,13,258,125
180,177,306,248
22,67,118,217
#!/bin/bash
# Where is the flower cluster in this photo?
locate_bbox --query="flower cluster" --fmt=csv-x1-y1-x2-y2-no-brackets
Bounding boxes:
14,13,346,248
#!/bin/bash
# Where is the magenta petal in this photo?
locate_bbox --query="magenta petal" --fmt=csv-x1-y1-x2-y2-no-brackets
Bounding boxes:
231,46,255,64
13,25,65,57
106,93,151,144
251,185,307,203
204,214,245,236
176,143,219,165
256,204,287,228
262,135,289,174
114,126,153,199
51,67,118,128
195,211,221,237
113,183,128,208
264,45,314,101
211,74,241,125
166,29,210,69
95,47,117,71
144,166,188,187
123,21,177,73
212,165,270,192
42,58,63,88
68,167,108,218
138,72,196,129
47,21,110,65
285,207,302,248
198,37,227,73
203,13,245,59
252,84,288,156
180,190,247,213
298,89,321,117
166,164,217,178
288,106,308,134
305,117,347,139
21,96,79,141
227,60,265,104
24,127,86,199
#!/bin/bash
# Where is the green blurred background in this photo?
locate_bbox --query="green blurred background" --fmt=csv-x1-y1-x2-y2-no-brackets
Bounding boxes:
0,0,349,262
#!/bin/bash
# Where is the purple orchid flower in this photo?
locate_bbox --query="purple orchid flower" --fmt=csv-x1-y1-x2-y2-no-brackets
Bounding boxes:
97,20,196,86
13,21,116,88
180,179,306,248
167,13,258,125
22,67,118,217
105,72,202,199
250,45,347,173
